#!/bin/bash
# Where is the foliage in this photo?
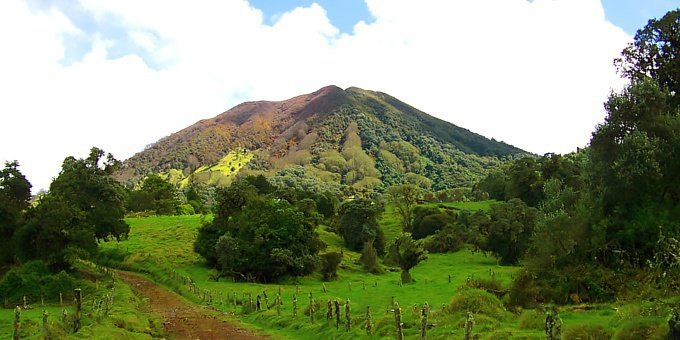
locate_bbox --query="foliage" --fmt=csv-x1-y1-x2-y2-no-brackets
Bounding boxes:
412,211,456,240
445,288,507,319
478,199,537,265
0,161,31,266
423,226,465,253
14,148,129,270
616,9,680,105
127,173,181,215
386,233,428,283
319,252,342,281
0,261,76,303
337,198,385,255
385,184,420,232
359,241,381,273
196,180,323,282
563,325,612,340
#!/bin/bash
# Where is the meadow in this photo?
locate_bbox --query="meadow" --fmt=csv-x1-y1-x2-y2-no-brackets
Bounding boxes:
92,200,675,339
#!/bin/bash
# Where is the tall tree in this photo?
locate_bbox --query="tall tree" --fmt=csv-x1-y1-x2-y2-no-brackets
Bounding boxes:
386,233,428,283
0,161,32,266
386,184,421,232
616,10,680,105
14,148,128,270
337,198,386,255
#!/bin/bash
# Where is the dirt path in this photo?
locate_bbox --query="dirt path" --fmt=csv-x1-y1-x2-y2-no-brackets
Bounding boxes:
117,271,267,340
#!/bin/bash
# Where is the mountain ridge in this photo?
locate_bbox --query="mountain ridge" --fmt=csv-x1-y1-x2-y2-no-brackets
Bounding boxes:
118,85,527,190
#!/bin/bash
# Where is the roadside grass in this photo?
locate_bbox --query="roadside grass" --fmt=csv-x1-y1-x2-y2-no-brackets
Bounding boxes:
0,263,166,339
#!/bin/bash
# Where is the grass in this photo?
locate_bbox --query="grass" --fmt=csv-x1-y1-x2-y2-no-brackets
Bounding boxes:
177,150,254,187
0,263,166,339
22,199,673,339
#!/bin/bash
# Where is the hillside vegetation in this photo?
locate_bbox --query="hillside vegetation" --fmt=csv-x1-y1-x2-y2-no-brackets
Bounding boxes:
118,86,526,192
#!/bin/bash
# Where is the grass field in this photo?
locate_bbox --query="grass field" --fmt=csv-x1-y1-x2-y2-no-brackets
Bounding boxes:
0,263,166,339
91,200,673,339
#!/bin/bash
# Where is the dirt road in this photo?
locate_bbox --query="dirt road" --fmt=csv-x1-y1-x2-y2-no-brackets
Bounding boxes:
117,271,267,340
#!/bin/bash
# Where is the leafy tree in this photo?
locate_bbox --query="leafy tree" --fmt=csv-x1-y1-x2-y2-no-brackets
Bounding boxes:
360,241,381,273
616,10,680,105
214,196,321,282
386,184,421,232
194,180,256,266
412,212,456,240
0,161,31,266
337,198,385,255
424,226,465,253
481,199,537,265
588,78,680,264
14,148,128,270
386,233,428,283
320,252,342,281
135,174,181,215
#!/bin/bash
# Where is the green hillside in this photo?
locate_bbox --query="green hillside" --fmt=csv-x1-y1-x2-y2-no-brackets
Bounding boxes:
118,86,527,190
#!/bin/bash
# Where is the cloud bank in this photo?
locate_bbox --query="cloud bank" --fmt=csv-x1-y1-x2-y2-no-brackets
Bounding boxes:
0,0,631,191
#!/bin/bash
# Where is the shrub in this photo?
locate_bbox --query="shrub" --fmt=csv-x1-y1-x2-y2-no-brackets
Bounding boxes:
360,241,381,273
445,288,507,319
320,252,342,281
613,319,667,340
0,261,77,303
424,226,464,253
518,309,544,330
564,325,612,340
460,276,506,298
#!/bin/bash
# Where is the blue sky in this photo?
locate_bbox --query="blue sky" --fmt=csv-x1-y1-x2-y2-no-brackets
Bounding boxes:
250,0,679,35
1,0,679,192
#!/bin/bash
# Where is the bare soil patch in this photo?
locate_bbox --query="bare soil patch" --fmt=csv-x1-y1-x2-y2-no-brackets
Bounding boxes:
117,271,266,340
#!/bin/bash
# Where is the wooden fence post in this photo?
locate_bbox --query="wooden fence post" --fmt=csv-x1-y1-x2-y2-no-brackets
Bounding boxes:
74,288,82,332
420,303,429,340
464,311,474,340
366,306,373,335
345,298,351,331
309,293,315,324
394,302,403,340
13,306,20,340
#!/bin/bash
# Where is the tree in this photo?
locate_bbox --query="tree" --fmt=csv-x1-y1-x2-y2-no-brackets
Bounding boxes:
360,241,381,273
320,252,342,281
616,10,680,105
194,180,256,266
386,233,428,283
337,198,385,255
14,148,128,270
214,197,321,282
481,199,538,265
386,184,421,232
130,174,181,215
0,161,32,266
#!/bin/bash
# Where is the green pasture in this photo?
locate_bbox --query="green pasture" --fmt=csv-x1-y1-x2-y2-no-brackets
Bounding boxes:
90,200,672,339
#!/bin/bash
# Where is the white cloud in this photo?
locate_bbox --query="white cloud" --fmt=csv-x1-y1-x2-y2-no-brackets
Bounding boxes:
0,0,631,192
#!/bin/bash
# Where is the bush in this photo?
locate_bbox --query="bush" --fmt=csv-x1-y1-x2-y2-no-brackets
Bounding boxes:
412,213,455,239
320,252,342,281
424,226,464,253
518,309,544,330
507,270,545,308
178,203,195,215
459,276,506,298
360,241,381,273
613,319,667,340
445,288,507,319
0,261,77,304
564,325,612,340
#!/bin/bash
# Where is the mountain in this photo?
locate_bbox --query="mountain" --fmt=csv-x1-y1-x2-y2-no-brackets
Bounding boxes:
117,85,527,191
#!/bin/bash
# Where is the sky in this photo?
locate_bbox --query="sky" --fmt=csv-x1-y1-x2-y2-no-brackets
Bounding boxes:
0,0,678,193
